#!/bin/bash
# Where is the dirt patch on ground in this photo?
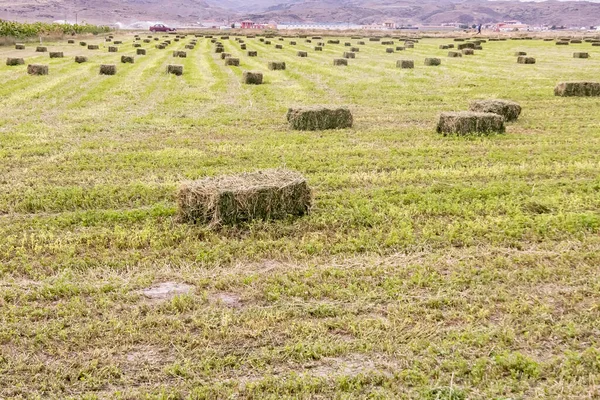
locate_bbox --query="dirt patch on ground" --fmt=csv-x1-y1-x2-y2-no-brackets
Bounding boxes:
209,292,243,308
141,282,194,301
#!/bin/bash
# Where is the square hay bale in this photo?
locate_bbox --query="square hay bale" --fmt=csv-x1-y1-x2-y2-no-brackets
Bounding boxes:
570,39,582,44
268,61,286,70
240,44,247,50
133,43,142,48
437,112,505,136
287,107,353,131
458,43,475,50
396,46,405,51
469,99,522,122
15,44,25,50
593,43,600,47
343,52,355,59
154,38,160,41
382,41,394,45
88,45,99,50
344,42,351,46
556,41,569,45
75,56,88,63
6,57,25,66
265,40,271,45
424,58,441,66
514,51,527,56
439,45,449,49
454,38,465,42
327,40,340,44
462,49,474,55
106,38,112,42
315,46,323,51
290,41,297,45
448,51,462,58
405,43,415,49
108,46,118,52
573,52,589,59
351,47,360,52
225,57,240,66
36,46,48,52
144,39,151,43
173,51,187,58
167,64,184,76
121,55,135,64
27,64,48,75
554,81,600,97
157,44,167,49
386,48,394,53
99,64,117,75
397,59,414,69
67,39,75,44
177,169,311,225
358,41,366,45
333,58,348,66
447,44,455,48
275,44,283,49
247,51,258,57
517,56,536,64
137,48,147,55
297,51,308,57
49,52,64,58
369,37,380,42
215,47,224,53
242,71,263,85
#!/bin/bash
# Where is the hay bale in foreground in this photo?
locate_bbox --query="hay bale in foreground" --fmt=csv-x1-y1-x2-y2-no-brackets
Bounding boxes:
177,169,312,225
437,112,505,136
333,58,348,66
99,64,116,75
554,82,600,97
49,52,64,58
517,56,535,64
6,58,24,66
397,59,414,69
573,52,589,59
121,55,135,64
424,58,441,66
469,99,522,122
74,56,88,63
268,61,286,70
287,107,353,131
167,64,183,76
242,71,263,85
27,64,48,75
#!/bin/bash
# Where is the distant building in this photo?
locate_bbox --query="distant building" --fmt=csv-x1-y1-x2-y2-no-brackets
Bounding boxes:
495,21,529,31
240,20,268,29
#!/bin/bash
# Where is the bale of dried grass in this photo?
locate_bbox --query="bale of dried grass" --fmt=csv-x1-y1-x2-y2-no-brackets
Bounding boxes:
570,39,582,44
314,46,323,51
247,51,258,57
268,61,286,70
351,47,360,52
108,46,118,53
133,43,142,48
333,58,348,66
88,45,99,50
358,41,365,45
275,44,283,49
27,64,49,75
439,45,449,49
99,64,116,75
344,42,351,46
290,41,297,45
457,43,474,50
220,53,231,60
397,60,414,69
121,55,134,64
242,71,263,85
297,51,308,57
143,39,151,43
36,46,47,52
424,58,441,66
517,56,536,64
75,56,88,63
469,99,522,122
225,57,240,66
49,52,64,58
265,40,272,45
447,44,455,48
405,43,415,49
177,169,311,225
396,46,405,51
106,38,112,42
343,52,355,59
173,51,187,58
287,107,353,131
6,57,24,66
156,44,166,50
554,81,600,97
136,48,147,56
448,51,462,57
327,40,340,44
454,38,465,42
167,64,184,76
462,49,474,55
437,112,505,136
573,52,589,59
556,41,569,45
514,51,527,56
240,44,247,50
386,48,394,53
15,44,25,50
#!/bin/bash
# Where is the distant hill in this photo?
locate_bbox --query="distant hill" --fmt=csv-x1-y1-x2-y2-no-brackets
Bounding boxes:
1,0,600,28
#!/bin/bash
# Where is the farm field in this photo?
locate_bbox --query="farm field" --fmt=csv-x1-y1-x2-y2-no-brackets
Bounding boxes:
1,32,600,399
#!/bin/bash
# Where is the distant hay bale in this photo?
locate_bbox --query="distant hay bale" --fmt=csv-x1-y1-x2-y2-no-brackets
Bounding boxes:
554,81,600,97
6,57,24,66
556,41,569,45
344,42,351,46
36,46,47,52
121,55,134,64
462,49,474,55
396,46,405,51
80,41,87,46
439,45,449,49
156,44,166,50
275,44,283,49
290,41,297,45
74,56,88,63
268,61,286,70
15,44,25,50
167,64,183,76
514,51,527,56
469,99,522,122
447,44,455,48
137,48,146,55
49,52,64,58
424,58,441,66
474,45,483,50
173,51,187,58
405,43,414,48
265,40,271,45
225,57,240,66
573,52,589,59
327,39,340,44
242,71,263,85
448,51,462,57
437,112,505,136
358,41,365,45
593,43,600,47
154,38,160,41
517,56,536,64
454,38,465,42
333,58,348,66
397,59,414,69
220,53,231,60
106,38,112,42
386,48,394,53
133,43,142,48
143,39,151,43
314,46,323,51
88,45,99,50
240,44,246,50
570,39,582,43
27,64,49,75
247,51,258,57
99,64,116,75
67,39,75,44
382,41,394,45
287,107,353,130
297,51,308,57
215,47,224,53
177,169,312,225
343,52,355,58
351,47,360,52
369,38,381,42
108,46,118,52
457,43,475,50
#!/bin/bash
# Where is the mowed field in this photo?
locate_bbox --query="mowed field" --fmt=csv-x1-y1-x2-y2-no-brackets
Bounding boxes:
1,32,600,399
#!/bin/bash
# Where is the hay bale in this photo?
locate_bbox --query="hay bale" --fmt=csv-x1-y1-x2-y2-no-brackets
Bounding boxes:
240,44,247,50
15,44,25,50
333,58,348,66
462,49,474,55
177,169,311,225
448,51,462,58
121,55,134,64
144,39,151,43
573,52,589,59
156,44,166,50
268,61,286,70
447,44,455,48
556,41,569,45
6,57,25,66
439,45,449,49
287,107,353,131
67,40,75,44
397,59,414,69
297,51,308,57
49,51,64,58
275,44,283,49
247,51,258,57
386,48,394,53
344,42,351,46
88,45,99,50
314,46,323,51
437,112,505,136
469,99,522,122
80,41,87,46
215,47,224,53
290,41,297,45
99,64,116,75
514,51,527,56
358,41,365,45
137,48,147,55
405,43,415,49
167,64,184,76
220,53,231,60
27,64,48,75
242,71,263,85
351,47,360,52
593,43,600,47
225,57,240,66
36,46,47,52
74,56,88,63
554,81,600,97
396,46,405,51
343,52,355,59
106,38,112,42
173,51,187,58
424,58,441,66
517,56,536,64
133,43,142,48
454,38,465,42
265,41,271,45
570,39,582,44
457,43,475,50
108,46,118,53
327,40,340,44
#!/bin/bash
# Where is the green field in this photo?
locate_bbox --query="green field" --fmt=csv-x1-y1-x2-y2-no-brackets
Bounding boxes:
1,33,600,399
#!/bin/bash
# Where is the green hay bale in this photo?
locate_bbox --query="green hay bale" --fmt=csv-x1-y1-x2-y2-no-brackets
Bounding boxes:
88,45,99,50
108,46,118,53
6,58,25,66
242,71,263,85
343,52,355,59
396,59,414,69
297,51,308,57
554,81,600,97
462,49,474,55
448,51,462,58
424,58,441,66
137,48,146,55
224,57,240,66
177,169,312,226
287,107,353,131
121,55,134,64
333,58,348,66
15,44,25,50
458,43,475,50
517,56,536,64
36,46,47,52
437,112,505,136
167,65,183,76
74,56,88,63
173,51,187,58
27,64,48,75
469,99,522,122
268,61,286,70
247,51,258,57
573,52,589,59
99,64,116,75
